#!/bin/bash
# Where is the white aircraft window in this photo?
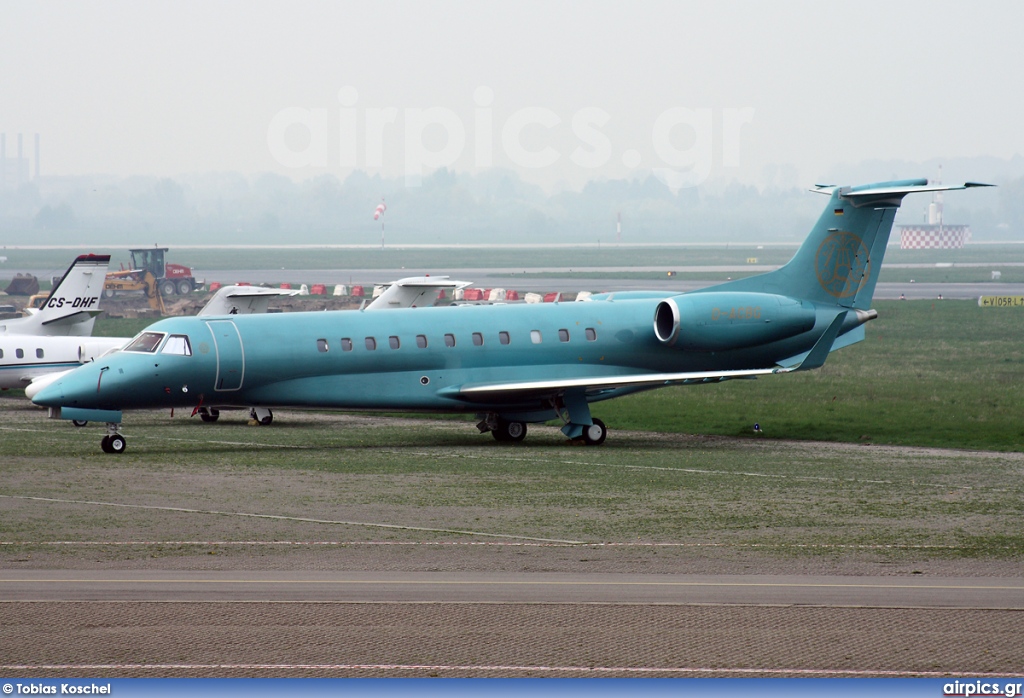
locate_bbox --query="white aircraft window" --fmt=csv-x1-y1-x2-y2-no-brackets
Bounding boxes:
16,348,24,359
317,338,329,353
125,332,165,353
416,335,427,349
586,328,597,341
36,348,45,358
162,335,192,356
531,330,542,344
365,337,377,350
341,338,353,352
444,334,456,348
389,336,400,349
499,331,510,345
472,332,484,346
558,329,570,342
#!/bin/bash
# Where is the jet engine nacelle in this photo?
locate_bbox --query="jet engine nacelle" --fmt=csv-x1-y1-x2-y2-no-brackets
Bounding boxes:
653,292,817,352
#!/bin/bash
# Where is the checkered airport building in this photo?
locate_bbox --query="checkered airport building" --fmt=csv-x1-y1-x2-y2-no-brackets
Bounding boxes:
899,224,971,249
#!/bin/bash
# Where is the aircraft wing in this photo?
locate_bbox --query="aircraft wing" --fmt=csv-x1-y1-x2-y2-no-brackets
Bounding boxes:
451,366,789,402
450,310,848,402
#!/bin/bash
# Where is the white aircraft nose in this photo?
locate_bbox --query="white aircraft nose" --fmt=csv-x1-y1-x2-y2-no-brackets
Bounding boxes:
25,370,70,401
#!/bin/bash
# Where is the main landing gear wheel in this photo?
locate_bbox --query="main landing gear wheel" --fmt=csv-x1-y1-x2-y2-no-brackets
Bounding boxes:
250,408,273,426
198,407,220,423
492,420,527,442
582,418,607,446
101,434,127,454
71,420,89,427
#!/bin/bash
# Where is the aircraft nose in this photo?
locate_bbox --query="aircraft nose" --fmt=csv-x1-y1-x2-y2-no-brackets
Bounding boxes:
29,378,67,407
30,365,104,409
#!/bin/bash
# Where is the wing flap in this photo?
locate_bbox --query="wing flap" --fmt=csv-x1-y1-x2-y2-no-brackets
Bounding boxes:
452,366,788,402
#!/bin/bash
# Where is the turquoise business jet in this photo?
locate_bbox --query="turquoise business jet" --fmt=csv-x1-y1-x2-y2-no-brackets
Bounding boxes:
31,179,990,453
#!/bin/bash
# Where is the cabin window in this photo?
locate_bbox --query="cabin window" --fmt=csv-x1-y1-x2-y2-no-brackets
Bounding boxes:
586,327,597,341
36,348,45,358
416,335,428,349
530,330,542,344
162,335,192,356
16,348,24,359
389,336,400,350
0,349,3,358
124,331,165,353
499,331,510,345
444,333,456,348
558,329,570,342
472,332,484,346
341,338,353,352
316,338,329,353
365,337,377,350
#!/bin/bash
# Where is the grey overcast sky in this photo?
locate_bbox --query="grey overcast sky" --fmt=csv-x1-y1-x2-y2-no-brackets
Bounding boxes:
2,0,1022,190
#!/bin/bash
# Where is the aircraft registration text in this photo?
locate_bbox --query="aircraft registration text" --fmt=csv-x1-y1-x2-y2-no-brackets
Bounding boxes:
711,306,761,321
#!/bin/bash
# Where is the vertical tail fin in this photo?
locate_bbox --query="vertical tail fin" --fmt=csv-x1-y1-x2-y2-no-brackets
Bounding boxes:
706,180,992,308
0,254,111,336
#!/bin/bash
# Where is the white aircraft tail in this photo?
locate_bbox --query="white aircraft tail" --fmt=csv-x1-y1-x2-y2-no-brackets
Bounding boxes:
197,285,300,316
0,254,111,337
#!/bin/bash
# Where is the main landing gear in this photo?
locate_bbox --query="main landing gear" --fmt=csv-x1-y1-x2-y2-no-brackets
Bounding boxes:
478,412,609,446
491,419,528,442
249,408,273,426
100,422,126,454
198,407,220,422
580,417,607,446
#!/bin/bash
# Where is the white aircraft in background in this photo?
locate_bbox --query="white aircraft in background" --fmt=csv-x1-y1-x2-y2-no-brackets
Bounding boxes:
1,254,110,337
1,254,124,393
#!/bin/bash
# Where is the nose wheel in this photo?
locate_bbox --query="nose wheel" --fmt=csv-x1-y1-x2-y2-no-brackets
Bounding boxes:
100,422,127,454
101,434,127,454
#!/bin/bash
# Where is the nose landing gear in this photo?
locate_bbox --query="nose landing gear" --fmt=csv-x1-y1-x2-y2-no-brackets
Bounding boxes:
100,422,127,454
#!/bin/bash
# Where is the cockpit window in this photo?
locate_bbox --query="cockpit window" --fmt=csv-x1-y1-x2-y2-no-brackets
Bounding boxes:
161,334,192,356
124,331,165,353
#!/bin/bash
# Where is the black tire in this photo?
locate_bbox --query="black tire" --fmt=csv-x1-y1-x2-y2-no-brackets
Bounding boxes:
108,434,127,454
102,288,116,299
100,435,112,453
259,410,273,426
160,280,177,296
582,418,607,446
177,280,193,295
199,407,220,423
72,420,89,427
492,420,527,443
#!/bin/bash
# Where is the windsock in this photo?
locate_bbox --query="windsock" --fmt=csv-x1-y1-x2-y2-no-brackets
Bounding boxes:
374,201,387,220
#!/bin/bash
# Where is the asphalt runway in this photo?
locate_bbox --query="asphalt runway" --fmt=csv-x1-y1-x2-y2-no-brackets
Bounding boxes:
2,570,1023,677
3,570,1023,606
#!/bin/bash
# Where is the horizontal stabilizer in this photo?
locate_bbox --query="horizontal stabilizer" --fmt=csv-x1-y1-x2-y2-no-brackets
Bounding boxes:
812,179,994,206
40,310,104,327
